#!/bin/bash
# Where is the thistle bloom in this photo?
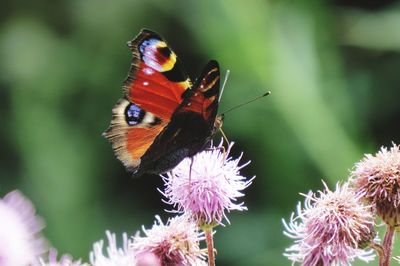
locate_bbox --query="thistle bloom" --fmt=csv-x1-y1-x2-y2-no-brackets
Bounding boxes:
162,141,253,225
350,143,400,227
39,249,84,266
131,215,207,266
283,182,375,266
134,252,161,266
90,231,135,266
0,190,47,266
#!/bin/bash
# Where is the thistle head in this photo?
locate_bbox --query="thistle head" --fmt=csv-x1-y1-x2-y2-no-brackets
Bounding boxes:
161,141,253,226
283,182,375,265
0,190,47,266
90,231,135,266
39,249,84,266
131,215,206,266
350,143,400,226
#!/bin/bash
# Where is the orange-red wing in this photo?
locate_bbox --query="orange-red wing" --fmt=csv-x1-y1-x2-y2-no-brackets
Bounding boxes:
132,61,221,176
104,30,221,176
103,98,167,171
177,60,220,126
123,29,192,121
125,123,166,162
104,29,194,173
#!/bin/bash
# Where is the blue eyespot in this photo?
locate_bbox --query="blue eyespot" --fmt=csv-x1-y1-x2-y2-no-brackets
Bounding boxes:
125,103,144,126
139,38,158,53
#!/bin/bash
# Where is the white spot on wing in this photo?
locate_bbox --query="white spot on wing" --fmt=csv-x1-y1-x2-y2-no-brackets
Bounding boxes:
142,112,159,125
143,68,154,75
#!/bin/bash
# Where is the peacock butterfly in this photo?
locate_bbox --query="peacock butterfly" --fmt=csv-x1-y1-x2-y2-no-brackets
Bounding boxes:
103,29,222,177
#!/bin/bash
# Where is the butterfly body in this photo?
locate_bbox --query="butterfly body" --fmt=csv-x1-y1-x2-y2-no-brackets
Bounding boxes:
104,29,221,177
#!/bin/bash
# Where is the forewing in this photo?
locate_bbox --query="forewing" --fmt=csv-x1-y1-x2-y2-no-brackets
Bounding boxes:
124,29,192,120
104,29,192,172
177,60,220,127
135,61,221,175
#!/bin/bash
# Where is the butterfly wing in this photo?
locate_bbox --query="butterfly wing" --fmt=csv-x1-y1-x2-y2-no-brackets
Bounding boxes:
103,29,192,172
134,60,221,176
176,60,220,127
123,29,192,120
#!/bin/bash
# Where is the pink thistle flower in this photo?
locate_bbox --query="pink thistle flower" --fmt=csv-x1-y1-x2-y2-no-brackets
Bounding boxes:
283,182,376,266
39,249,84,266
161,141,253,225
90,231,135,266
350,143,400,227
134,252,161,266
0,190,47,266
131,215,207,266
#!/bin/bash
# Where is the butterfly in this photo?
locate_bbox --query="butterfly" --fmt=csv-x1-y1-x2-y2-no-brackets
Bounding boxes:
103,29,222,177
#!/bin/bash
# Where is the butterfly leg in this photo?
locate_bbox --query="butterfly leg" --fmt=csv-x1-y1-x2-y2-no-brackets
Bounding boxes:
218,127,230,144
189,156,194,192
204,145,227,161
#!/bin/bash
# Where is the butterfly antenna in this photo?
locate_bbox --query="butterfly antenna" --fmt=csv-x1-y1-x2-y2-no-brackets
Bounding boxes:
221,91,271,115
218,69,230,102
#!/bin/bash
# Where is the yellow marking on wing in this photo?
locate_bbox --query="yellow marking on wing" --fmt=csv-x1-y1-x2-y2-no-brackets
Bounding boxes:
157,41,167,48
209,67,218,73
208,95,216,102
200,76,219,92
162,53,176,71
178,79,192,90
156,41,177,71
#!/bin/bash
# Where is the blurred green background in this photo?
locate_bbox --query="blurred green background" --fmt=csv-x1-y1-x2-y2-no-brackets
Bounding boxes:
1,0,400,265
